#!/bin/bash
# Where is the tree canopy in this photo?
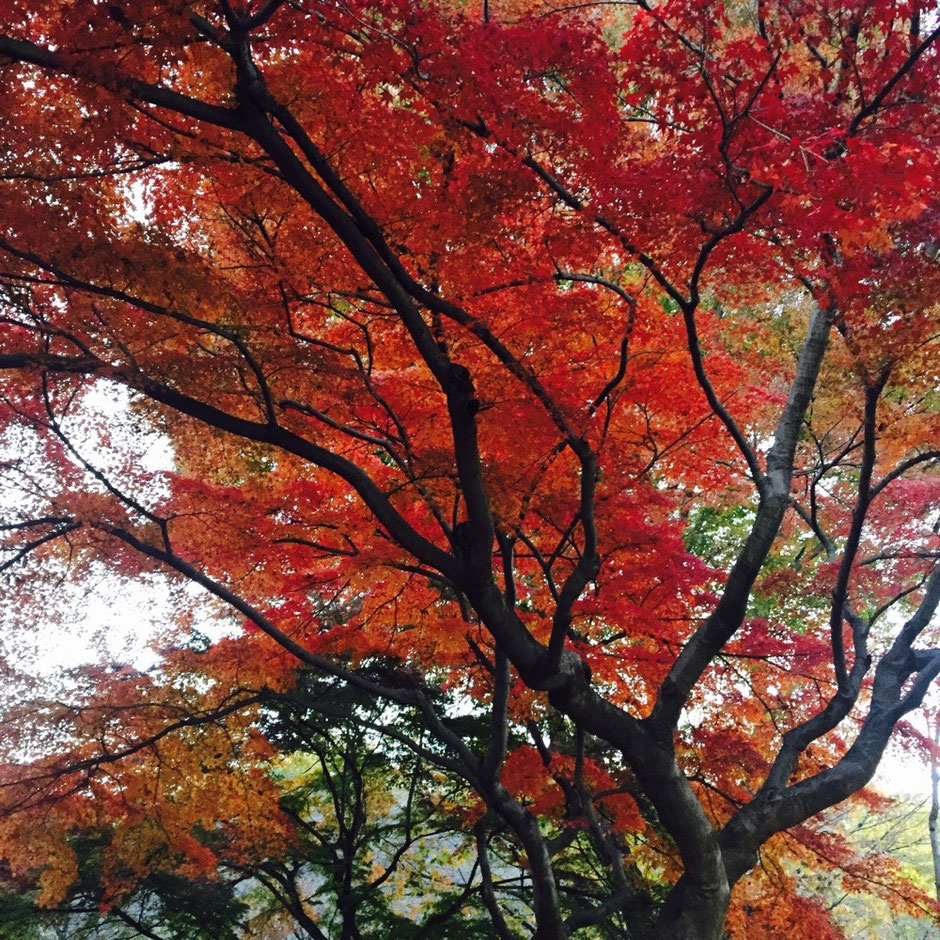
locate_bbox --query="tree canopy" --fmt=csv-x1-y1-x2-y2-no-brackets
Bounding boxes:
0,0,938,936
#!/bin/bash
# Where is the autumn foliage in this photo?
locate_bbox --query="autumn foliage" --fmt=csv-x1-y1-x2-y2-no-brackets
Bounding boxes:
0,0,938,936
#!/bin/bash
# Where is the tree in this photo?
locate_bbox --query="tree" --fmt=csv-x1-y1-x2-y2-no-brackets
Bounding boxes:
0,0,938,936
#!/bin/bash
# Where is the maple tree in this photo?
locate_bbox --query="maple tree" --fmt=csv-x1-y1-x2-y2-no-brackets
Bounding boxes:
0,0,939,935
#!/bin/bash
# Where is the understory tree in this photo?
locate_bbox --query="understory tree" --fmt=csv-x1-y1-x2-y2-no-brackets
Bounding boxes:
0,0,938,936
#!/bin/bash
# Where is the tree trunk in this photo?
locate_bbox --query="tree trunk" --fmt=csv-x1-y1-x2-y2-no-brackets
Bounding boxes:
930,718,940,901
653,871,731,940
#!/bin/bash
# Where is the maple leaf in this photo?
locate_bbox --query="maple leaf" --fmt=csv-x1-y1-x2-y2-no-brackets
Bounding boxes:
0,0,938,936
